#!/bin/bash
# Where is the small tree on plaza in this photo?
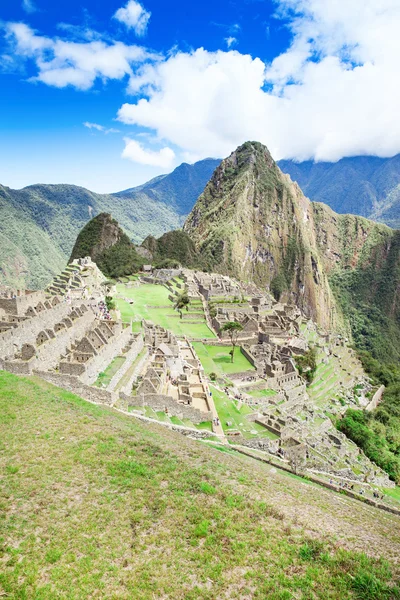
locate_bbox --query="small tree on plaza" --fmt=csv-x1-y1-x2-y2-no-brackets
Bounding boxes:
174,292,190,319
222,321,243,363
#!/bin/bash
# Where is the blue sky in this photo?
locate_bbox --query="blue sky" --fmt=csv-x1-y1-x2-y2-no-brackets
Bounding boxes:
1,0,399,192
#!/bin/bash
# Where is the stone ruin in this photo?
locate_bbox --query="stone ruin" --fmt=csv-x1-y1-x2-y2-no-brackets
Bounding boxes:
0,264,393,490
46,257,108,300
128,321,213,424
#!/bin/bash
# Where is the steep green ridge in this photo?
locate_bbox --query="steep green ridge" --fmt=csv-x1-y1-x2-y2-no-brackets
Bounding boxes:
0,159,219,289
70,213,144,278
184,142,400,363
141,230,203,268
1,370,399,598
278,155,400,229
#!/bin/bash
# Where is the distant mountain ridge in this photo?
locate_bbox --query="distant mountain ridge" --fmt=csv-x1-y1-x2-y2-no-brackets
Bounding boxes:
0,158,219,289
278,155,400,229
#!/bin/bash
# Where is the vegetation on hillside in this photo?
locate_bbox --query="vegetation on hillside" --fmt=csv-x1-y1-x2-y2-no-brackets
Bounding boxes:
0,160,219,289
338,351,400,484
141,230,205,269
329,229,400,363
295,346,317,383
70,213,144,278
1,370,399,598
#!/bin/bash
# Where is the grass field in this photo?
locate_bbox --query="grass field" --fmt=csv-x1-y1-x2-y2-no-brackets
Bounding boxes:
1,371,400,599
116,283,215,339
94,356,126,387
193,343,255,377
247,388,278,398
210,385,278,439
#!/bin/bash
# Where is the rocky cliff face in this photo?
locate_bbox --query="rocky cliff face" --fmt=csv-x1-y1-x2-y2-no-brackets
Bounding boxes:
184,142,400,358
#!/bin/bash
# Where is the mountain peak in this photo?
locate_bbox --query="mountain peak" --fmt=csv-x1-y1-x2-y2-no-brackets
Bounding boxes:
226,141,274,170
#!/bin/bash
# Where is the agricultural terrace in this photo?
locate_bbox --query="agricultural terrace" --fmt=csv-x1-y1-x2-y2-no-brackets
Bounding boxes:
115,282,215,339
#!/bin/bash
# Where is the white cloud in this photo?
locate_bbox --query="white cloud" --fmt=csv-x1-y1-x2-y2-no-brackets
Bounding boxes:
22,0,38,14
4,22,158,90
4,0,400,163
113,0,151,36
83,122,119,134
225,37,237,49
122,138,175,167
117,0,400,162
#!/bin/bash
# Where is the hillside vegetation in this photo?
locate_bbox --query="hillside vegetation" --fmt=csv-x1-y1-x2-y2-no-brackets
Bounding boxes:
70,213,144,278
0,159,218,289
141,230,204,268
1,371,399,599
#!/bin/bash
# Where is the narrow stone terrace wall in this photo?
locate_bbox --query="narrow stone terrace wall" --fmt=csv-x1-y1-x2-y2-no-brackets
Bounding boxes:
120,392,213,424
107,335,144,392
80,326,132,385
366,385,385,411
34,370,117,405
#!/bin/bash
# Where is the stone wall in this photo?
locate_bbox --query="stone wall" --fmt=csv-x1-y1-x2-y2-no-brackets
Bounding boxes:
125,410,218,439
366,385,385,412
34,370,117,405
0,300,89,357
0,290,46,316
107,334,144,392
34,311,96,372
119,348,149,395
79,325,133,385
121,391,213,424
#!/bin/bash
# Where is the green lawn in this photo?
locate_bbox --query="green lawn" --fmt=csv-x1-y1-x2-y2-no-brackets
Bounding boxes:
210,385,278,439
94,356,126,387
1,371,399,599
115,283,215,339
247,388,278,398
193,343,255,376
116,348,147,392
384,486,400,504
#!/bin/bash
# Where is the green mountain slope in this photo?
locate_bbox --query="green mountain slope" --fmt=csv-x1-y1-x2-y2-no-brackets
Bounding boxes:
70,213,144,278
1,370,399,598
0,159,219,290
278,154,400,228
185,142,400,363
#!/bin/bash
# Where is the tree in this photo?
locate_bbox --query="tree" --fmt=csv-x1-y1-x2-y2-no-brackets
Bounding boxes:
222,321,243,363
174,293,190,319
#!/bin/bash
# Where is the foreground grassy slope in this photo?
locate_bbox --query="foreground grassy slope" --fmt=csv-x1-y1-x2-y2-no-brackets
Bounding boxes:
1,371,400,599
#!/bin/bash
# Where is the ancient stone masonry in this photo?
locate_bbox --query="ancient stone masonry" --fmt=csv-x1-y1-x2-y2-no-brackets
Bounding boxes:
46,257,108,300
0,264,394,493
173,269,394,488
128,322,212,423
59,320,132,385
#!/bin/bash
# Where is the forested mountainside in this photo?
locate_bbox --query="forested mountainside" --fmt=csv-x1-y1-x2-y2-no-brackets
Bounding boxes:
185,142,400,363
0,158,219,289
278,154,400,229
69,213,144,278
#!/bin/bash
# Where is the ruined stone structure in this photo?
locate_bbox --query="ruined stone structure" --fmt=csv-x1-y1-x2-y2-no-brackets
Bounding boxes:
47,257,108,300
129,322,213,424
